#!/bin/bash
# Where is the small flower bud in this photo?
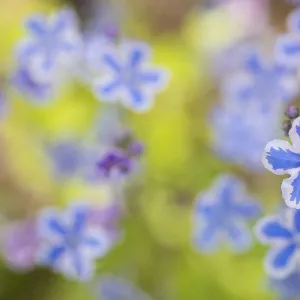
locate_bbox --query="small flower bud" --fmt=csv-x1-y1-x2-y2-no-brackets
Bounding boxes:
285,106,299,119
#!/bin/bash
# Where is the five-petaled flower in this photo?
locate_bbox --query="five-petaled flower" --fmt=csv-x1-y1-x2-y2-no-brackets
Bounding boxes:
262,116,300,209
211,102,279,172
255,207,300,279
16,9,81,84
276,8,300,68
223,50,298,111
37,204,111,281
93,41,170,112
193,174,261,253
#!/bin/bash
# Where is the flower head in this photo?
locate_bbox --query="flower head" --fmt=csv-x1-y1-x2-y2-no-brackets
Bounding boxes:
193,174,261,253
262,116,300,209
93,41,170,112
37,204,111,281
16,9,81,83
223,50,298,111
255,208,300,278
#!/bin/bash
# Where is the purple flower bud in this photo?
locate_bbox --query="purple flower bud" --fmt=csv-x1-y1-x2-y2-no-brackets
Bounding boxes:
285,106,299,119
97,149,132,179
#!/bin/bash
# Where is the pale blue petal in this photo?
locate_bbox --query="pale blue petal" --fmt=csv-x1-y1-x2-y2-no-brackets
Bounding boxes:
263,140,300,175
25,15,47,36
226,222,252,252
102,53,121,73
193,224,219,252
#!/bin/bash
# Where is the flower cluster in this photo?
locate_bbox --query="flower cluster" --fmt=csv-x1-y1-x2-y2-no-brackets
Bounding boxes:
193,174,261,253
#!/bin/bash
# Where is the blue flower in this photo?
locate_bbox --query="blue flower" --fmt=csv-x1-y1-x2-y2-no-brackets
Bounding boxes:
262,116,300,209
47,140,84,179
12,67,53,103
223,50,298,111
16,9,81,83
94,275,152,300
276,8,300,68
211,102,280,172
93,41,170,112
37,204,110,281
268,271,300,300
193,174,261,253
255,208,300,279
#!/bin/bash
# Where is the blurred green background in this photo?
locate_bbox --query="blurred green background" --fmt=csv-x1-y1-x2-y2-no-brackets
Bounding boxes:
0,0,293,299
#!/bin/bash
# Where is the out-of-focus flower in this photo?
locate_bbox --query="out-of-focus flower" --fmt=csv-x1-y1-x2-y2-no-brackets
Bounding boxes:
47,140,84,179
223,51,298,111
276,8,300,68
16,9,81,84
94,275,152,300
211,102,280,172
12,67,53,103
93,41,170,112
268,271,300,300
37,204,111,281
255,208,300,278
1,219,38,271
262,116,300,209
193,174,261,253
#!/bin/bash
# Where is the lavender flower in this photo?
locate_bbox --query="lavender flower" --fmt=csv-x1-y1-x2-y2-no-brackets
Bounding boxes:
16,9,81,84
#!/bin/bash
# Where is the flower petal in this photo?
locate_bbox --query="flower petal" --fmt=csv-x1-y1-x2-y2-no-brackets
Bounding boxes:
262,139,300,175
25,14,47,36
287,8,300,33
254,216,293,245
226,222,252,252
265,244,297,278
275,33,300,68
282,171,300,209
289,116,300,150
193,224,220,253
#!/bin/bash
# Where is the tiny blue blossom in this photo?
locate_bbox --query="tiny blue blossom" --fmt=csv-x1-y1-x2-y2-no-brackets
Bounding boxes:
211,102,281,172
37,204,111,281
193,174,261,253
262,116,300,209
223,51,298,111
94,275,152,300
93,41,170,112
276,8,300,68
255,208,300,279
47,140,84,179
16,9,81,83
268,271,300,300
